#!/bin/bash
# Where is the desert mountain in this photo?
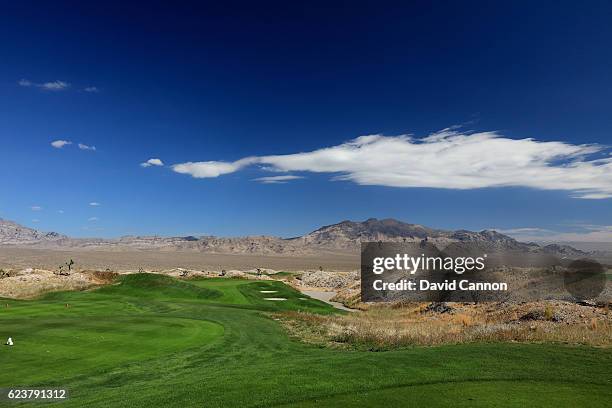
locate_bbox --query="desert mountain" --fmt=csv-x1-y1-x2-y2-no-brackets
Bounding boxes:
0,217,587,258
294,218,543,251
0,218,67,245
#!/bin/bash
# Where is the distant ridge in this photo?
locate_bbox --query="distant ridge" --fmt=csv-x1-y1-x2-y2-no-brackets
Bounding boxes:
0,217,587,258
0,218,67,245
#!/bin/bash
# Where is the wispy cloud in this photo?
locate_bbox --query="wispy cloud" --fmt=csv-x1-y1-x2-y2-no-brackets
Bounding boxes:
30,206,42,211
58,210,65,214
88,217,99,222
173,157,257,177
89,202,101,207
41,80,69,91
19,79,70,91
254,175,304,184
140,158,164,168
19,79,100,93
51,140,98,151
170,129,612,199
78,143,96,151
32,219,39,223
51,140,72,149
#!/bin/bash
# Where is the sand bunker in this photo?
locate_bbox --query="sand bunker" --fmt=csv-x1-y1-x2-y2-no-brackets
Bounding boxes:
260,290,277,293
264,297,287,301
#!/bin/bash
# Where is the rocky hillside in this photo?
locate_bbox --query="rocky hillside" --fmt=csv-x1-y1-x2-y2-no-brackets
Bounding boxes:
0,218,67,245
292,218,551,253
0,217,588,258
294,218,445,249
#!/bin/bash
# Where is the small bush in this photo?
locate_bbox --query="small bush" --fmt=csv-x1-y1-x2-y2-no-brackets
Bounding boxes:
544,304,555,320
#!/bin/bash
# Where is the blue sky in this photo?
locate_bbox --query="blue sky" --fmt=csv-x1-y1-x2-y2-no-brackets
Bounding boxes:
1,1,611,240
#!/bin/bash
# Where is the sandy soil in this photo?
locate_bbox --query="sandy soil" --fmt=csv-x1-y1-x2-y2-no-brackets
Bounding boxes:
0,247,359,272
0,268,100,299
300,290,356,312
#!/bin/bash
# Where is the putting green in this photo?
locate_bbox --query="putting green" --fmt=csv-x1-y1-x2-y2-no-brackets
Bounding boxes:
188,278,251,304
0,274,609,407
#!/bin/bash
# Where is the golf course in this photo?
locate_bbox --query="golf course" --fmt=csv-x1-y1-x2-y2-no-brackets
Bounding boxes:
0,274,610,407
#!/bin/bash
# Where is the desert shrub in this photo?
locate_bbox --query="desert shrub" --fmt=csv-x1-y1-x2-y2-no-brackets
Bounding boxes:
278,303,612,349
544,304,555,320
90,270,119,283
453,313,474,327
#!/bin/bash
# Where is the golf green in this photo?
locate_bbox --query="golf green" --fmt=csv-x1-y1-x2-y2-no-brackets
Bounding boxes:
0,274,610,407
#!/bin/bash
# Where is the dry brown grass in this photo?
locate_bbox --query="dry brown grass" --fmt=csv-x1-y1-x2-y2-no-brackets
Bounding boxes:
544,304,555,320
0,274,95,299
85,270,119,284
278,301,612,349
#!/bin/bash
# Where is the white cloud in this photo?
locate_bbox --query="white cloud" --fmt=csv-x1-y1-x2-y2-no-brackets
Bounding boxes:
170,129,612,199
172,157,257,177
30,206,42,211
78,143,96,151
50,140,97,151
51,140,72,149
88,217,99,222
89,202,101,206
576,193,611,199
20,79,70,91
140,158,165,168
19,79,100,93
40,80,69,91
254,175,304,184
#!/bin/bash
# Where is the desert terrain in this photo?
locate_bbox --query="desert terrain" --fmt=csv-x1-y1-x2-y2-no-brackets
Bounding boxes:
1,218,611,407
0,247,359,272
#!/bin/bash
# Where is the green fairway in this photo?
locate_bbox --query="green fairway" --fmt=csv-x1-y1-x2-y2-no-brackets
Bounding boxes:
0,274,610,407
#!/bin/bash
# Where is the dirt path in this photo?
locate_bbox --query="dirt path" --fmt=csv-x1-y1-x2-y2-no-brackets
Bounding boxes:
300,289,356,312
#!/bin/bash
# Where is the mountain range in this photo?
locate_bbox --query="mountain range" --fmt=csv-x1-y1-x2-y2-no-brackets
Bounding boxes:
0,217,588,258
